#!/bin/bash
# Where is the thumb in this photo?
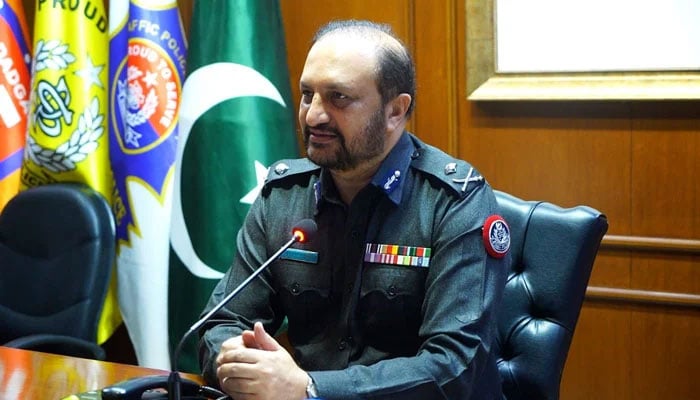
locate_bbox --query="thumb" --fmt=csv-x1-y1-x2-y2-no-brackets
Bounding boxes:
253,321,281,351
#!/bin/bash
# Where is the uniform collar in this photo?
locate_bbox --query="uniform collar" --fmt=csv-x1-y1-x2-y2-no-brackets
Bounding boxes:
314,169,338,213
369,131,414,205
314,131,415,212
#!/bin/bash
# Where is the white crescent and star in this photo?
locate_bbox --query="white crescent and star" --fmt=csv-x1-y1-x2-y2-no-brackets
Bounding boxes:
239,160,269,205
108,3,285,279
171,62,286,279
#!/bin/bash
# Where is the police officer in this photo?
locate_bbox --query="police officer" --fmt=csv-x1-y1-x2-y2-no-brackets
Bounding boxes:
199,19,509,400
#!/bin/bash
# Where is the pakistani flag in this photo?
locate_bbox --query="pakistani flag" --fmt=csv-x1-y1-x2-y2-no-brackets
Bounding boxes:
170,0,299,372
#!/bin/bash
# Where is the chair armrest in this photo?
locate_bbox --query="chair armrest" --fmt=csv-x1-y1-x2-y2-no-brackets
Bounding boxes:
4,333,106,360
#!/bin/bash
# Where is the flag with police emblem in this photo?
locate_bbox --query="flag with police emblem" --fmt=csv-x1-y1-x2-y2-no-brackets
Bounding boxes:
0,0,30,211
22,0,118,344
109,0,186,369
170,0,298,372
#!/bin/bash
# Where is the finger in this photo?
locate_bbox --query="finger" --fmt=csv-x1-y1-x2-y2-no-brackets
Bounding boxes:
253,321,280,351
217,361,261,380
220,375,255,397
217,336,245,365
220,335,246,354
217,347,261,365
241,329,258,349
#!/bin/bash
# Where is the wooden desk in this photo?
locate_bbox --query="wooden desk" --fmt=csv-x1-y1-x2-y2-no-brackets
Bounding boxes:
0,346,203,399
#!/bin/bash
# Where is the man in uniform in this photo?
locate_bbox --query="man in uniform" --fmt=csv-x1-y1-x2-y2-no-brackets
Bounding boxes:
198,19,509,399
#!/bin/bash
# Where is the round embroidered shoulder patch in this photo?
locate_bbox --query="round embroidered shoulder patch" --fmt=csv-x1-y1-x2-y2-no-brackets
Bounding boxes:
482,215,510,258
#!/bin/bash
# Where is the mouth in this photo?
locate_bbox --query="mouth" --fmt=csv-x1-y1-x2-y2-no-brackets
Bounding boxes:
306,127,339,145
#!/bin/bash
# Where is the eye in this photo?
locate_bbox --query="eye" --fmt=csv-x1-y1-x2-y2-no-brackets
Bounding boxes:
332,92,348,100
301,90,314,104
330,92,351,107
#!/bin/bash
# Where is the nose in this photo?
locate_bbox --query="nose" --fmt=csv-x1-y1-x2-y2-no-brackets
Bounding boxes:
303,93,330,127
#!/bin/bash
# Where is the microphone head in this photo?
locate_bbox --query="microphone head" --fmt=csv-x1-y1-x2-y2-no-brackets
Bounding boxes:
292,219,317,243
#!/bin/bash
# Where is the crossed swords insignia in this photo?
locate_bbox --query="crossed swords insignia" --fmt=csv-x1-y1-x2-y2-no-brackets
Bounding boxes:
447,164,483,193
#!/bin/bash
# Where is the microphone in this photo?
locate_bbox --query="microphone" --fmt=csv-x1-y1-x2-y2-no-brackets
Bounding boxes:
101,219,318,400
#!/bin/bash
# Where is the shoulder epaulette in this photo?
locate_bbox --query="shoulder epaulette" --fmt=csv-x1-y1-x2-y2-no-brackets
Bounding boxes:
264,158,320,187
409,136,485,198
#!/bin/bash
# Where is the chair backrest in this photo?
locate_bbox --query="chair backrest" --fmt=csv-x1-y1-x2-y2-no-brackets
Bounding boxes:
494,190,608,400
0,183,115,344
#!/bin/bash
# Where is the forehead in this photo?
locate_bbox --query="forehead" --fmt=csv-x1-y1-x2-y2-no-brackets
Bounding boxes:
300,34,379,91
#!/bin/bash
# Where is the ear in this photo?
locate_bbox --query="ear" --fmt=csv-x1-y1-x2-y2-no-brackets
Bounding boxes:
385,93,412,132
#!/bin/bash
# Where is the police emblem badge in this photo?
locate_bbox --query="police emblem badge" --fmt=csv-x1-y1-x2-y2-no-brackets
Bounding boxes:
482,215,510,258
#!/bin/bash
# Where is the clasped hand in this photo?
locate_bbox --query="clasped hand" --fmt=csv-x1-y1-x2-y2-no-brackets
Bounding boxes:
216,322,309,400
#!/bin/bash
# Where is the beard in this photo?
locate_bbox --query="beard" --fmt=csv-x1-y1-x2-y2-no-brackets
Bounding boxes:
304,107,386,171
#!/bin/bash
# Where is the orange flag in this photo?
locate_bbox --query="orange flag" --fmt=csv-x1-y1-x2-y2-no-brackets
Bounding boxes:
0,0,31,211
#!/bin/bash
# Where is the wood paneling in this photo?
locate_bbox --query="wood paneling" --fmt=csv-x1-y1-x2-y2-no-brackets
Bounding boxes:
602,235,700,254
630,103,699,238
18,0,698,398
631,307,700,400
411,0,457,154
562,303,632,400
587,286,700,308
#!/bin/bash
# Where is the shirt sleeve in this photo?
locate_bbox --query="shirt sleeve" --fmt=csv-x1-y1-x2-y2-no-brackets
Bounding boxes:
310,184,508,400
198,196,284,385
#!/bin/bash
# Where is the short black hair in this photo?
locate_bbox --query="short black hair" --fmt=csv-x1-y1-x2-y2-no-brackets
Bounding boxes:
312,20,416,117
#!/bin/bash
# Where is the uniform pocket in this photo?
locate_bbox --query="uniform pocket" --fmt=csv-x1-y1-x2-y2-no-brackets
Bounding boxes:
274,261,332,333
357,265,427,353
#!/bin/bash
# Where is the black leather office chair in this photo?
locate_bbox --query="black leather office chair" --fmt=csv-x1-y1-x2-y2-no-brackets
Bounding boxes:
493,190,608,400
0,182,115,360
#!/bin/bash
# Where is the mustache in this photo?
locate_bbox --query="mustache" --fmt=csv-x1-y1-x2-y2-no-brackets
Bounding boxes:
304,124,342,138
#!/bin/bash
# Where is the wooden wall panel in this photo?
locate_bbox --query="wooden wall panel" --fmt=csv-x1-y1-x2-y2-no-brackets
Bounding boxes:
410,0,457,154
631,307,700,400
458,102,633,223
562,303,632,400
630,107,699,239
633,254,700,293
588,252,632,289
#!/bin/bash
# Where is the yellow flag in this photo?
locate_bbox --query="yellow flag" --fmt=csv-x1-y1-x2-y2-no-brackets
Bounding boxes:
22,1,119,343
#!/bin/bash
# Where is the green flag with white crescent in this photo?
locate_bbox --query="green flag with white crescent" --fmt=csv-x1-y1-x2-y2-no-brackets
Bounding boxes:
169,0,298,372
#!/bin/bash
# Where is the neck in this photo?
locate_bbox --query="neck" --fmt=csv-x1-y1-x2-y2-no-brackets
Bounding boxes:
330,159,379,205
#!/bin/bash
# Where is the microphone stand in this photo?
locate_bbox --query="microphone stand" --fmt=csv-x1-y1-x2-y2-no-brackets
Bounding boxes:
168,232,305,400
102,219,316,400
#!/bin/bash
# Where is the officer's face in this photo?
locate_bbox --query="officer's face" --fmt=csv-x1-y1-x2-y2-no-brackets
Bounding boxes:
299,34,388,171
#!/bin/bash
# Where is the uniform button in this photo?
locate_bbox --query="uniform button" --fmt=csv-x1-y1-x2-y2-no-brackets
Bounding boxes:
338,339,347,351
350,230,359,239
291,282,300,294
274,163,289,175
346,284,353,294
387,285,397,297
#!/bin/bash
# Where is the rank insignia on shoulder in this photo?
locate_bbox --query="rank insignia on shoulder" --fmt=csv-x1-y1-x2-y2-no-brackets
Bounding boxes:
482,215,510,258
451,166,483,193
